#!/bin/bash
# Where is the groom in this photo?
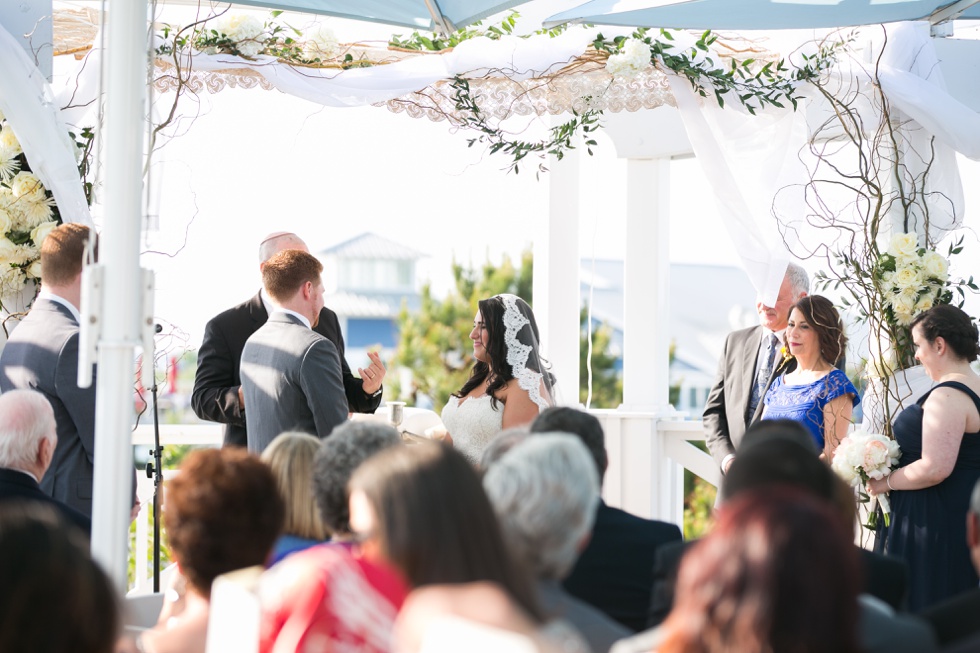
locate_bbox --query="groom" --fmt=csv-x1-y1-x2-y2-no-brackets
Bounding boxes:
703,263,809,473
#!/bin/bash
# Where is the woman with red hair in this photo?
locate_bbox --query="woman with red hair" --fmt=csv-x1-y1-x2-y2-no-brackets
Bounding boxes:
659,489,862,653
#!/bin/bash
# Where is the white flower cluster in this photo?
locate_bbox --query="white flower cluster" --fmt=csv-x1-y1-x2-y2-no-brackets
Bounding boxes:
878,232,950,326
0,118,59,304
302,23,338,61
831,430,901,485
605,39,652,79
213,14,265,58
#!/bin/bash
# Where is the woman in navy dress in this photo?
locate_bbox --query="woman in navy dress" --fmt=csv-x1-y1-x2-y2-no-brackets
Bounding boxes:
867,305,980,611
763,295,859,459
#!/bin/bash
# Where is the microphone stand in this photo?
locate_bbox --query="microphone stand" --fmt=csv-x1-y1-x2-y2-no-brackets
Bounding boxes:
144,326,164,592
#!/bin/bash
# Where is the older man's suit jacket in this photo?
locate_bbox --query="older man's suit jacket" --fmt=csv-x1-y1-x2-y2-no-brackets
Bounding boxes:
0,299,97,516
703,325,794,468
192,292,381,447
562,500,683,633
0,468,91,535
240,312,349,452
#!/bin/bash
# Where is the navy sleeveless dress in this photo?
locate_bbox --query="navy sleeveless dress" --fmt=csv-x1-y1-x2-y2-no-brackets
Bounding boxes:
886,381,980,612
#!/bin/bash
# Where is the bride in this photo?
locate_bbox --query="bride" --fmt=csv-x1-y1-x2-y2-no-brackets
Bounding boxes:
441,294,556,465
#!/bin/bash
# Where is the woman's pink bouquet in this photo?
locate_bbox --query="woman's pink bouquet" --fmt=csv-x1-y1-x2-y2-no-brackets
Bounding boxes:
831,430,902,527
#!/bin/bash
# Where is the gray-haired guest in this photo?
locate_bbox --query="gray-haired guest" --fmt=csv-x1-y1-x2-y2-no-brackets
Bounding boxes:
484,434,630,653
312,421,401,541
532,407,682,633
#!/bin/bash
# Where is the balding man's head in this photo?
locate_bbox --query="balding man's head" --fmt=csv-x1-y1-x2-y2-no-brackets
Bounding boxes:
259,232,308,265
0,391,56,476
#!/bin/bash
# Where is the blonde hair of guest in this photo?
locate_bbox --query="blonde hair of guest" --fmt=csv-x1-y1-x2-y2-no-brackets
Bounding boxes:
261,432,328,541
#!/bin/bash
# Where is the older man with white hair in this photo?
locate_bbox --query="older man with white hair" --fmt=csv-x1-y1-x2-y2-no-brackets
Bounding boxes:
0,390,90,534
483,434,630,653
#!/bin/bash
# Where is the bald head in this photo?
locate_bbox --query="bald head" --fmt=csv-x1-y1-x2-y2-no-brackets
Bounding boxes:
0,390,56,475
259,232,308,265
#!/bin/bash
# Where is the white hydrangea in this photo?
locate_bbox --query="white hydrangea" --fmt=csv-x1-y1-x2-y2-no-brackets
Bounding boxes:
605,39,652,78
302,23,338,60
213,14,264,58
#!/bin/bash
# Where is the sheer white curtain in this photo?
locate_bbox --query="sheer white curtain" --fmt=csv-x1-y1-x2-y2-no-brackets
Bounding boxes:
0,24,92,226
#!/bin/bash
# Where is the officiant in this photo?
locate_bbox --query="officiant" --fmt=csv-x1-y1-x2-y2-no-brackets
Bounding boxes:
192,232,385,447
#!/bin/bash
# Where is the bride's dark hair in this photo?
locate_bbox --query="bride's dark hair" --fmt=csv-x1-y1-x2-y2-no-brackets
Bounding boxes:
454,295,551,410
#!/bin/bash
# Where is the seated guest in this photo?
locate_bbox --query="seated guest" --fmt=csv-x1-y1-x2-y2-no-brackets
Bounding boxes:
0,390,89,535
261,432,328,564
658,490,863,653
349,442,588,651
311,421,402,544
531,407,682,632
484,434,631,652
0,503,117,653
137,449,283,653
644,433,935,653
921,478,980,649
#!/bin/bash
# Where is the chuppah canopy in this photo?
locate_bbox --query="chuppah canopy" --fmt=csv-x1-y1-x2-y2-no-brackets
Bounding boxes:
545,0,980,30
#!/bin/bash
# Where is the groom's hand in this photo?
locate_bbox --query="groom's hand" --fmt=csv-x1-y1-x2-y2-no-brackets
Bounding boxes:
359,350,386,395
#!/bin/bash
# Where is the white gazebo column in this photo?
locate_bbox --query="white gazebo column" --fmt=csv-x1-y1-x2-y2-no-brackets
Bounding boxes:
534,140,580,403
599,108,692,522
91,0,148,590
0,1,53,79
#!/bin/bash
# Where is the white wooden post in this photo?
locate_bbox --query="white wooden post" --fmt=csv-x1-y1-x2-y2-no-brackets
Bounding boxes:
534,139,580,405
91,0,148,590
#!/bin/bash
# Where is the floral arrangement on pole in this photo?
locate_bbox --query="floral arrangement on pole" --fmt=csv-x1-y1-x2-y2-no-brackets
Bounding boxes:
831,430,902,528
0,113,61,311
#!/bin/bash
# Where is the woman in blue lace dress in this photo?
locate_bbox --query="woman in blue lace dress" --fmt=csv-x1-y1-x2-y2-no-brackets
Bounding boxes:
762,296,859,459
867,305,980,611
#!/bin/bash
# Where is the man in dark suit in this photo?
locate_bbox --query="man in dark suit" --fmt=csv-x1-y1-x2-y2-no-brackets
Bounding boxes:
0,224,100,516
531,407,682,633
193,232,384,448
703,262,809,473
0,389,90,534
240,249,349,452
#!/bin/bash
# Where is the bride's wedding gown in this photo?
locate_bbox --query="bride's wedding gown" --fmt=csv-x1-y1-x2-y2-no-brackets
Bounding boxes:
441,395,502,465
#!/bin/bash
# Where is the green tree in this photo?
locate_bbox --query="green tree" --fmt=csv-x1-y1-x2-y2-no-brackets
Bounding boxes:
579,308,622,409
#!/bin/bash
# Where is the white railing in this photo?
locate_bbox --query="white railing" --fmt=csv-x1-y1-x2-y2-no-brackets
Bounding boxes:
126,414,719,593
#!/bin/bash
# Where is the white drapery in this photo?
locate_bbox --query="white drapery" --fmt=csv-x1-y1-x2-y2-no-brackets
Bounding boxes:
0,24,92,226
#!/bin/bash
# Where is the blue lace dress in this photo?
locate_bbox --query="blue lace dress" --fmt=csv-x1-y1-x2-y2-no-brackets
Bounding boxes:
762,368,860,450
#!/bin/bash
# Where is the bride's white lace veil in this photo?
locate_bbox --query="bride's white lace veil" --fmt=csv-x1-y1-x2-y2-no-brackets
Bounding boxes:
494,294,557,411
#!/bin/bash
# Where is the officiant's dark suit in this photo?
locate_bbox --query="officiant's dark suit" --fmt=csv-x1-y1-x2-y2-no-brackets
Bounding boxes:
192,293,380,447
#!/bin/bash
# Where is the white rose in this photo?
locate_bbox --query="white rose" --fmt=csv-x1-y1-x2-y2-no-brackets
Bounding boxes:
0,208,11,234
10,172,46,202
890,292,916,316
30,220,57,248
215,14,263,42
26,259,42,279
892,265,923,292
0,237,18,265
922,250,949,280
0,124,21,156
887,232,919,258
914,293,934,313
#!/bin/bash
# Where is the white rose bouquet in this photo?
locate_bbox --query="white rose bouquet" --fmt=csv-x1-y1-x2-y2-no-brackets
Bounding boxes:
875,233,950,327
831,430,902,527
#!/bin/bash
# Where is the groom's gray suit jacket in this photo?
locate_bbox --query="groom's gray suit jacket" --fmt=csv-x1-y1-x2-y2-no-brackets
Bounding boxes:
0,299,98,516
240,312,348,453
